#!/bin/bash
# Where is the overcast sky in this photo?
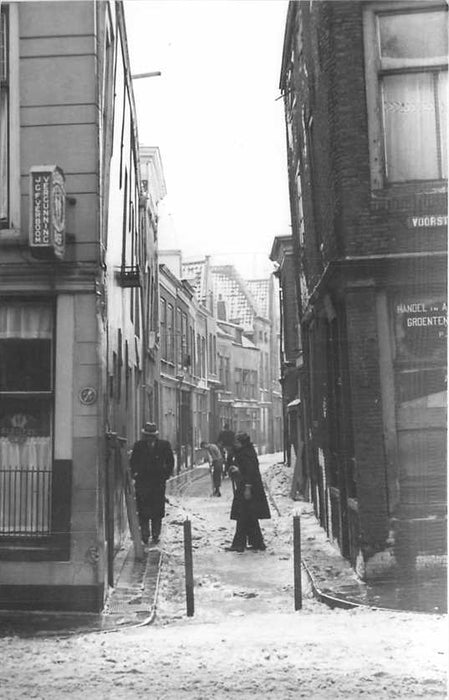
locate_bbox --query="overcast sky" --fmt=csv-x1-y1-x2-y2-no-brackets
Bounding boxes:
124,0,291,279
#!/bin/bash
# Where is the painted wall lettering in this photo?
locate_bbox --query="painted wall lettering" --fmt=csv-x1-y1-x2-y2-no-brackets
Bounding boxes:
406,215,448,228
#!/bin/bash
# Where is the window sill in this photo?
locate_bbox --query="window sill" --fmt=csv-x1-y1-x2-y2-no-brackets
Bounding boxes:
0,536,70,561
370,181,447,213
0,229,26,245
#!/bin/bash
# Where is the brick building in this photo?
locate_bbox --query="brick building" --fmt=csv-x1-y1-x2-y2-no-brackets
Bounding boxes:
280,1,447,579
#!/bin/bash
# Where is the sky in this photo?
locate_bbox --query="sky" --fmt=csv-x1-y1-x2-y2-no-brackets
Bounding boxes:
124,0,291,279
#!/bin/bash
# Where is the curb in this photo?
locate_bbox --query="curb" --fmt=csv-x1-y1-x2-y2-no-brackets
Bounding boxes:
263,474,363,612
300,559,361,610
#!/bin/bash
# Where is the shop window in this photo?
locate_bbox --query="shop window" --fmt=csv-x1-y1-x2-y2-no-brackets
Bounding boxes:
393,295,447,404
0,302,53,536
364,4,447,187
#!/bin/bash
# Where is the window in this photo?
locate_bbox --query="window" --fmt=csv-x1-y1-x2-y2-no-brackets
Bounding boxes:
160,298,167,360
0,301,54,535
201,336,206,377
364,4,447,186
196,333,201,376
0,7,9,228
181,313,188,365
235,368,242,398
176,308,182,365
167,303,174,363
190,327,195,373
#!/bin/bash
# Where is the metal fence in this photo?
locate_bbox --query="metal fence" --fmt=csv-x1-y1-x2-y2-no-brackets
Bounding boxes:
0,468,52,535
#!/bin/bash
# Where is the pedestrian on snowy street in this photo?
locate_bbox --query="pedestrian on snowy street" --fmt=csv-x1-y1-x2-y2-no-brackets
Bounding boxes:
217,422,235,477
130,422,174,545
226,432,270,552
201,441,223,497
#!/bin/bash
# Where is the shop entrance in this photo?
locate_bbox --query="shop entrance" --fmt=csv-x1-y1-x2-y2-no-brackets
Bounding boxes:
393,295,447,565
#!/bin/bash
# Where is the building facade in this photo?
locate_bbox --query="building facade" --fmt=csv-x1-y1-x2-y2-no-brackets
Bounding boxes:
270,235,304,498
0,1,159,610
280,1,447,579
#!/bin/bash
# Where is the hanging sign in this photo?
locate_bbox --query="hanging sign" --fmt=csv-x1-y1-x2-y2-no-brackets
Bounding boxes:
29,165,66,259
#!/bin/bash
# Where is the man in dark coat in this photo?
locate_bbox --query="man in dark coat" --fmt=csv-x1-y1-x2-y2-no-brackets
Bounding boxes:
130,422,174,545
227,432,271,552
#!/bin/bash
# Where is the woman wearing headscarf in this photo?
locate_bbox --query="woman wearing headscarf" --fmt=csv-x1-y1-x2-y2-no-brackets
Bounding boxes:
227,432,271,552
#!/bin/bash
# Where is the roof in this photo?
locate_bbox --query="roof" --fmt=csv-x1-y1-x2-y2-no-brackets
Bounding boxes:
211,265,258,332
182,259,206,299
241,335,258,350
182,259,272,331
246,279,270,319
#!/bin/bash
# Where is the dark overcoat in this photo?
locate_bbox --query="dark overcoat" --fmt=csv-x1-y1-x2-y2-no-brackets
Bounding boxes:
230,444,271,521
130,438,174,519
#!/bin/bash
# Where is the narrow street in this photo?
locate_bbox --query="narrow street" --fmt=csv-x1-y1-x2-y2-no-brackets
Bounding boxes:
0,456,446,699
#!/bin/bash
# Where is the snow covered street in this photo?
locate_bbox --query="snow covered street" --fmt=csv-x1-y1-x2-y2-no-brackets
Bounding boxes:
0,455,447,699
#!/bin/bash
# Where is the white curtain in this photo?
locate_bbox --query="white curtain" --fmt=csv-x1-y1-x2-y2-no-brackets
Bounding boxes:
0,437,51,469
0,438,52,534
383,72,439,182
439,71,447,179
0,302,53,533
0,303,52,339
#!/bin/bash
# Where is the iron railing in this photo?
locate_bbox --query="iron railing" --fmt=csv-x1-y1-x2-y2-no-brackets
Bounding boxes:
0,468,52,536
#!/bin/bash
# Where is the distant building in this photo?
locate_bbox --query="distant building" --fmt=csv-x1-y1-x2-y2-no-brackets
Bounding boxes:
280,0,447,579
270,235,304,497
183,261,282,453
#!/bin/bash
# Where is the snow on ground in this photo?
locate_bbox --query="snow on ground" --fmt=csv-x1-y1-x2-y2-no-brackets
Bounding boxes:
0,454,447,699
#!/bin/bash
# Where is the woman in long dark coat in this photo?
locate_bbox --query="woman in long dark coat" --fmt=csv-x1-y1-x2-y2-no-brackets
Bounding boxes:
227,432,271,552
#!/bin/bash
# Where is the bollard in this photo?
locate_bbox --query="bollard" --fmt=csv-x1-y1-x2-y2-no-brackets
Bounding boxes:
184,518,194,617
293,514,302,610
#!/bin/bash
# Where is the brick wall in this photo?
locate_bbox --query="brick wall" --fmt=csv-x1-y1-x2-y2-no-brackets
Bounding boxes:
292,0,447,296
344,288,389,552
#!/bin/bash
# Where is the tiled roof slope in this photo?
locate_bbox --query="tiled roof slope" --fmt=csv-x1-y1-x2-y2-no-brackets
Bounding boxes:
182,259,206,300
211,265,258,331
182,260,271,332
246,279,270,319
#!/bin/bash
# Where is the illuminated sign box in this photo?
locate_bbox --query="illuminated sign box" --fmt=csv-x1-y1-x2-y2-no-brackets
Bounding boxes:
29,165,66,259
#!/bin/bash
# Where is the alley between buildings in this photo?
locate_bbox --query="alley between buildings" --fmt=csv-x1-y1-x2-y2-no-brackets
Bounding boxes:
0,454,446,699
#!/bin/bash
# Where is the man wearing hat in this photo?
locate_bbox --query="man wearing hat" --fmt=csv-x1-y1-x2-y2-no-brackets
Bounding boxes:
130,422,174,545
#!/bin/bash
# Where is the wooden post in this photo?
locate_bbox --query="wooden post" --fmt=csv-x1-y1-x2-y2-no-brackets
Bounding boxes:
293,514,302,610
184,518,194,617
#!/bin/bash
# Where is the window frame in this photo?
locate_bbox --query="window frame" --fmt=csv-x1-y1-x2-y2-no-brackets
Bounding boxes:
363,1,448,189
0,3,19,236
0,299,73,560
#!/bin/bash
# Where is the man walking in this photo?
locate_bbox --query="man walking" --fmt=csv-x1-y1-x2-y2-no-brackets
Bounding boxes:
130,422,174,545
200,441,223,497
